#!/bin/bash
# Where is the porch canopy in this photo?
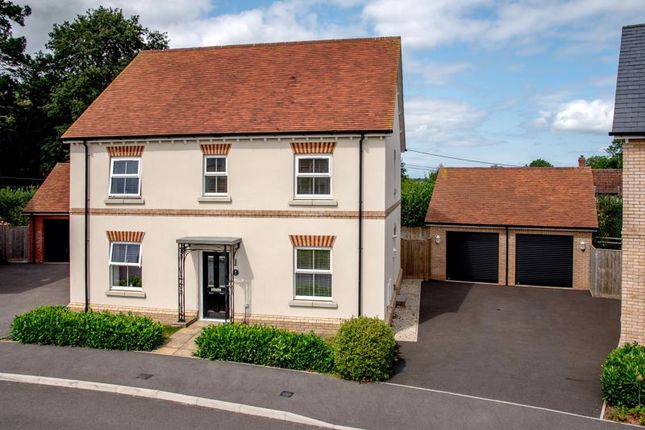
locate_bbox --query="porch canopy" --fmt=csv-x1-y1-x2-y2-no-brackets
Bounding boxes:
176,236,241,323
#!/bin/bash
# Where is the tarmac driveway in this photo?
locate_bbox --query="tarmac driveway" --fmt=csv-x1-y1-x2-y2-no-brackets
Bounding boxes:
391,281,620,417
0,264,69,338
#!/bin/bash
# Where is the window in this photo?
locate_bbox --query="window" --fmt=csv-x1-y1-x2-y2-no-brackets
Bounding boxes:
109,158,141,196
109,242,142,289
294,248,332,299
204,156,227,195
295,155,331,198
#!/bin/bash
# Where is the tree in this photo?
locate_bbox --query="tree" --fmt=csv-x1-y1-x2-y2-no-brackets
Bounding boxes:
401,172,437,226
594,195,622,248
38,7,169,173
528,159,553,167
586,139,623,169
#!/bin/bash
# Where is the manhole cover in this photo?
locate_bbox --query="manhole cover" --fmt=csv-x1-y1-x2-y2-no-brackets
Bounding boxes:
280,391,294,398
136,373,154,380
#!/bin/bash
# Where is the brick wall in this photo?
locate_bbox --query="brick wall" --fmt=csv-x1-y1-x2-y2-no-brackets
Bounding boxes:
429,225,591,289
29,215,68,263
621,139,645,344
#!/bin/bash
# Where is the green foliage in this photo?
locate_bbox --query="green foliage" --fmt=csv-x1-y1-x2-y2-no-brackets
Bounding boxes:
401,173,436,226
594,195,623,247
0,0,30,71
195,323,335,373
11,306,164,351
601,343,645,408
0,186,35,225
528,159,553,167
607,405,645,424
586,139,623,169
332,317,397,382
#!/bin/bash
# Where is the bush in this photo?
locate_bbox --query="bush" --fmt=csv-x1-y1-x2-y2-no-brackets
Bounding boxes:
601,343,645,408
194,323,334,373
0,186,36,225
401,174,436,227
333,317,397,382
11,306,164,351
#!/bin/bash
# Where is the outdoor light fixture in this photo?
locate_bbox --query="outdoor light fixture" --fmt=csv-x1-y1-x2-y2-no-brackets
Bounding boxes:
434,234,441,244
579,240,586,251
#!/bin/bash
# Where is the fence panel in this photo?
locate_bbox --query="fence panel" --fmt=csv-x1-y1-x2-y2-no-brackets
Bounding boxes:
589,246,621,299
401,239,431,279
0,225,29,262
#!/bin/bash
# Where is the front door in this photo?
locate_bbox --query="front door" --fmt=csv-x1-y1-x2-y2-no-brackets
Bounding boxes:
202,251,229,319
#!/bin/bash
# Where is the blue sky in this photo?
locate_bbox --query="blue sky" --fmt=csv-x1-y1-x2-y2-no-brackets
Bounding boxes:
19,0,645,175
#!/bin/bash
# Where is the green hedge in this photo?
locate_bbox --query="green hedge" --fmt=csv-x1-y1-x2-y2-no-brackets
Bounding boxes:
601,343,645,408
333,317,397,382
11,306,164,351
194,323,334,373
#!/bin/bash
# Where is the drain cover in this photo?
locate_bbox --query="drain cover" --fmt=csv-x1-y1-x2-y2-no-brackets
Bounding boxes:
136,373,154,380
280,391,294,398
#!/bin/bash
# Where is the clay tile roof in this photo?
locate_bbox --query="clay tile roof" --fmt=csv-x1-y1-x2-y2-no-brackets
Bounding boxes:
23,163,70,214
61,37,402,140
592,169,622,195
425,167,598,229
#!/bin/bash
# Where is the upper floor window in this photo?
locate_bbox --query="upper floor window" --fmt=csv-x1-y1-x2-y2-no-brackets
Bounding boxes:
295,155,331,198
109,158,141,197
109,242,142,290
294,248,332,300
204,156,227,195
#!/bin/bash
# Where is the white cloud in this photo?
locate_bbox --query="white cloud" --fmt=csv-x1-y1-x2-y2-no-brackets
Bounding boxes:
552,99,614,133
406,58,472,85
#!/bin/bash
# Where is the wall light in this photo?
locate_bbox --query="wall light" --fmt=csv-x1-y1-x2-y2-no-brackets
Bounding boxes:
434,234,441,245
579,240,586,251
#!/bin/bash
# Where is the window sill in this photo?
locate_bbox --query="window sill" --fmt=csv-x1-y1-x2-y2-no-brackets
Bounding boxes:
198,196,232,203
289,300,337,309
106,289,146,298
104,198,145,205
288,199,338,207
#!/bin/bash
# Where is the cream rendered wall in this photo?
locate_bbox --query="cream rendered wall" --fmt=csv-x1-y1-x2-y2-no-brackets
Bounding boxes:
68,133,396,322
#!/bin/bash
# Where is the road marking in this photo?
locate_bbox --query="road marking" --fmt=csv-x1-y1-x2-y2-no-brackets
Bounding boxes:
0,372,361,430
381,382,630,426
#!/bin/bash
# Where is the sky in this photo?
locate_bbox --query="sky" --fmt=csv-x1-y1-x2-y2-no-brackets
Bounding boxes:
15,0,645,176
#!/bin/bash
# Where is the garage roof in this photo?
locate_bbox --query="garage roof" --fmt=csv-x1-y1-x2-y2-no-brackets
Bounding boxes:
425,167,598,229
23,163,70,214
61,37,402,140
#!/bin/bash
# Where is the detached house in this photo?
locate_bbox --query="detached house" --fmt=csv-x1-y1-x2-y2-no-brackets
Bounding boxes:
610,24,645,345
63,37,404,334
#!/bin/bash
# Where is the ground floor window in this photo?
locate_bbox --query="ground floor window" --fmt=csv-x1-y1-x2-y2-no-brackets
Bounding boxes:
294,248,332,299
109,242,142,289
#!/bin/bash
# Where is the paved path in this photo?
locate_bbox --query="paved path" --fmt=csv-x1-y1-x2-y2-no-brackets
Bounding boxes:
0,264,69,337
392,281,620,417
155,320,213,357
0,381,312,430
0,343,625,430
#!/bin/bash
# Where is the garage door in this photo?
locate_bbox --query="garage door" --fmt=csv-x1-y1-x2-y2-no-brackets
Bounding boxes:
515,234,572,288
447,232,499,283
44,219,69,262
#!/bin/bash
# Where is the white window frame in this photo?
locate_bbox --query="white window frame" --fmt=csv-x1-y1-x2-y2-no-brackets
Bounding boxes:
203,156,228,196
109,241,142,291
294,247,332,301
108,157,141,197
294,154,332,199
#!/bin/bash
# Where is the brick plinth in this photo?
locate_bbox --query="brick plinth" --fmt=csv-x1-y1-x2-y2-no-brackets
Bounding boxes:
67,302,197,326
234,313,344,337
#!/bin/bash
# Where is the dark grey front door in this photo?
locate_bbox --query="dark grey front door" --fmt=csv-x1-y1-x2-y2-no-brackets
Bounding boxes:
202,251,229,319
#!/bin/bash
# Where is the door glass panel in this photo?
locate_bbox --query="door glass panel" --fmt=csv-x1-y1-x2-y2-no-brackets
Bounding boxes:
207,255,215,287
218,255,227,287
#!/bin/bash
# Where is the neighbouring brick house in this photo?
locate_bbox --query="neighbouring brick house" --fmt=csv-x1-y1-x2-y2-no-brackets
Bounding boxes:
610,24,645,345
23,163,70,263
577,156,622,195
61,38,404,334
425,167,597,289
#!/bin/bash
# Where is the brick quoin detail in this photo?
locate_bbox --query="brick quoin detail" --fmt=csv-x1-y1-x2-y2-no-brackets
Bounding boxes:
106,231,145,242
107,146,144,157
200,143,231,155
290,142,336,154
289,235,336,247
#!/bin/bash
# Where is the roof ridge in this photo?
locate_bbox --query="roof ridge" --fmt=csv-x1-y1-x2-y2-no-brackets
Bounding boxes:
623,23,645,29
141,36,401,54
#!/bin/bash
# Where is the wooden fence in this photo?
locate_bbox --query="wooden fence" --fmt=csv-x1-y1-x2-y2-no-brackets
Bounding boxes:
589,246,621,299
0,225,29,262
401,226,431,279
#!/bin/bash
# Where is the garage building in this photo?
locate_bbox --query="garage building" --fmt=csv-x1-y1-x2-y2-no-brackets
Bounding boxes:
23,163,70,263
425,167,598,289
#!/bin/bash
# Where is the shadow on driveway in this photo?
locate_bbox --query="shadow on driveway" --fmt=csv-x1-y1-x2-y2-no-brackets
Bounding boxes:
0,264,69,337
392,281,620,417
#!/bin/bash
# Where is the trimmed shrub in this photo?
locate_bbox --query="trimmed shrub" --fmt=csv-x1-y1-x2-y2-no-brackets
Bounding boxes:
194,323,334,373
11,306,164,351
333,317,397,382
601,343,645,408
